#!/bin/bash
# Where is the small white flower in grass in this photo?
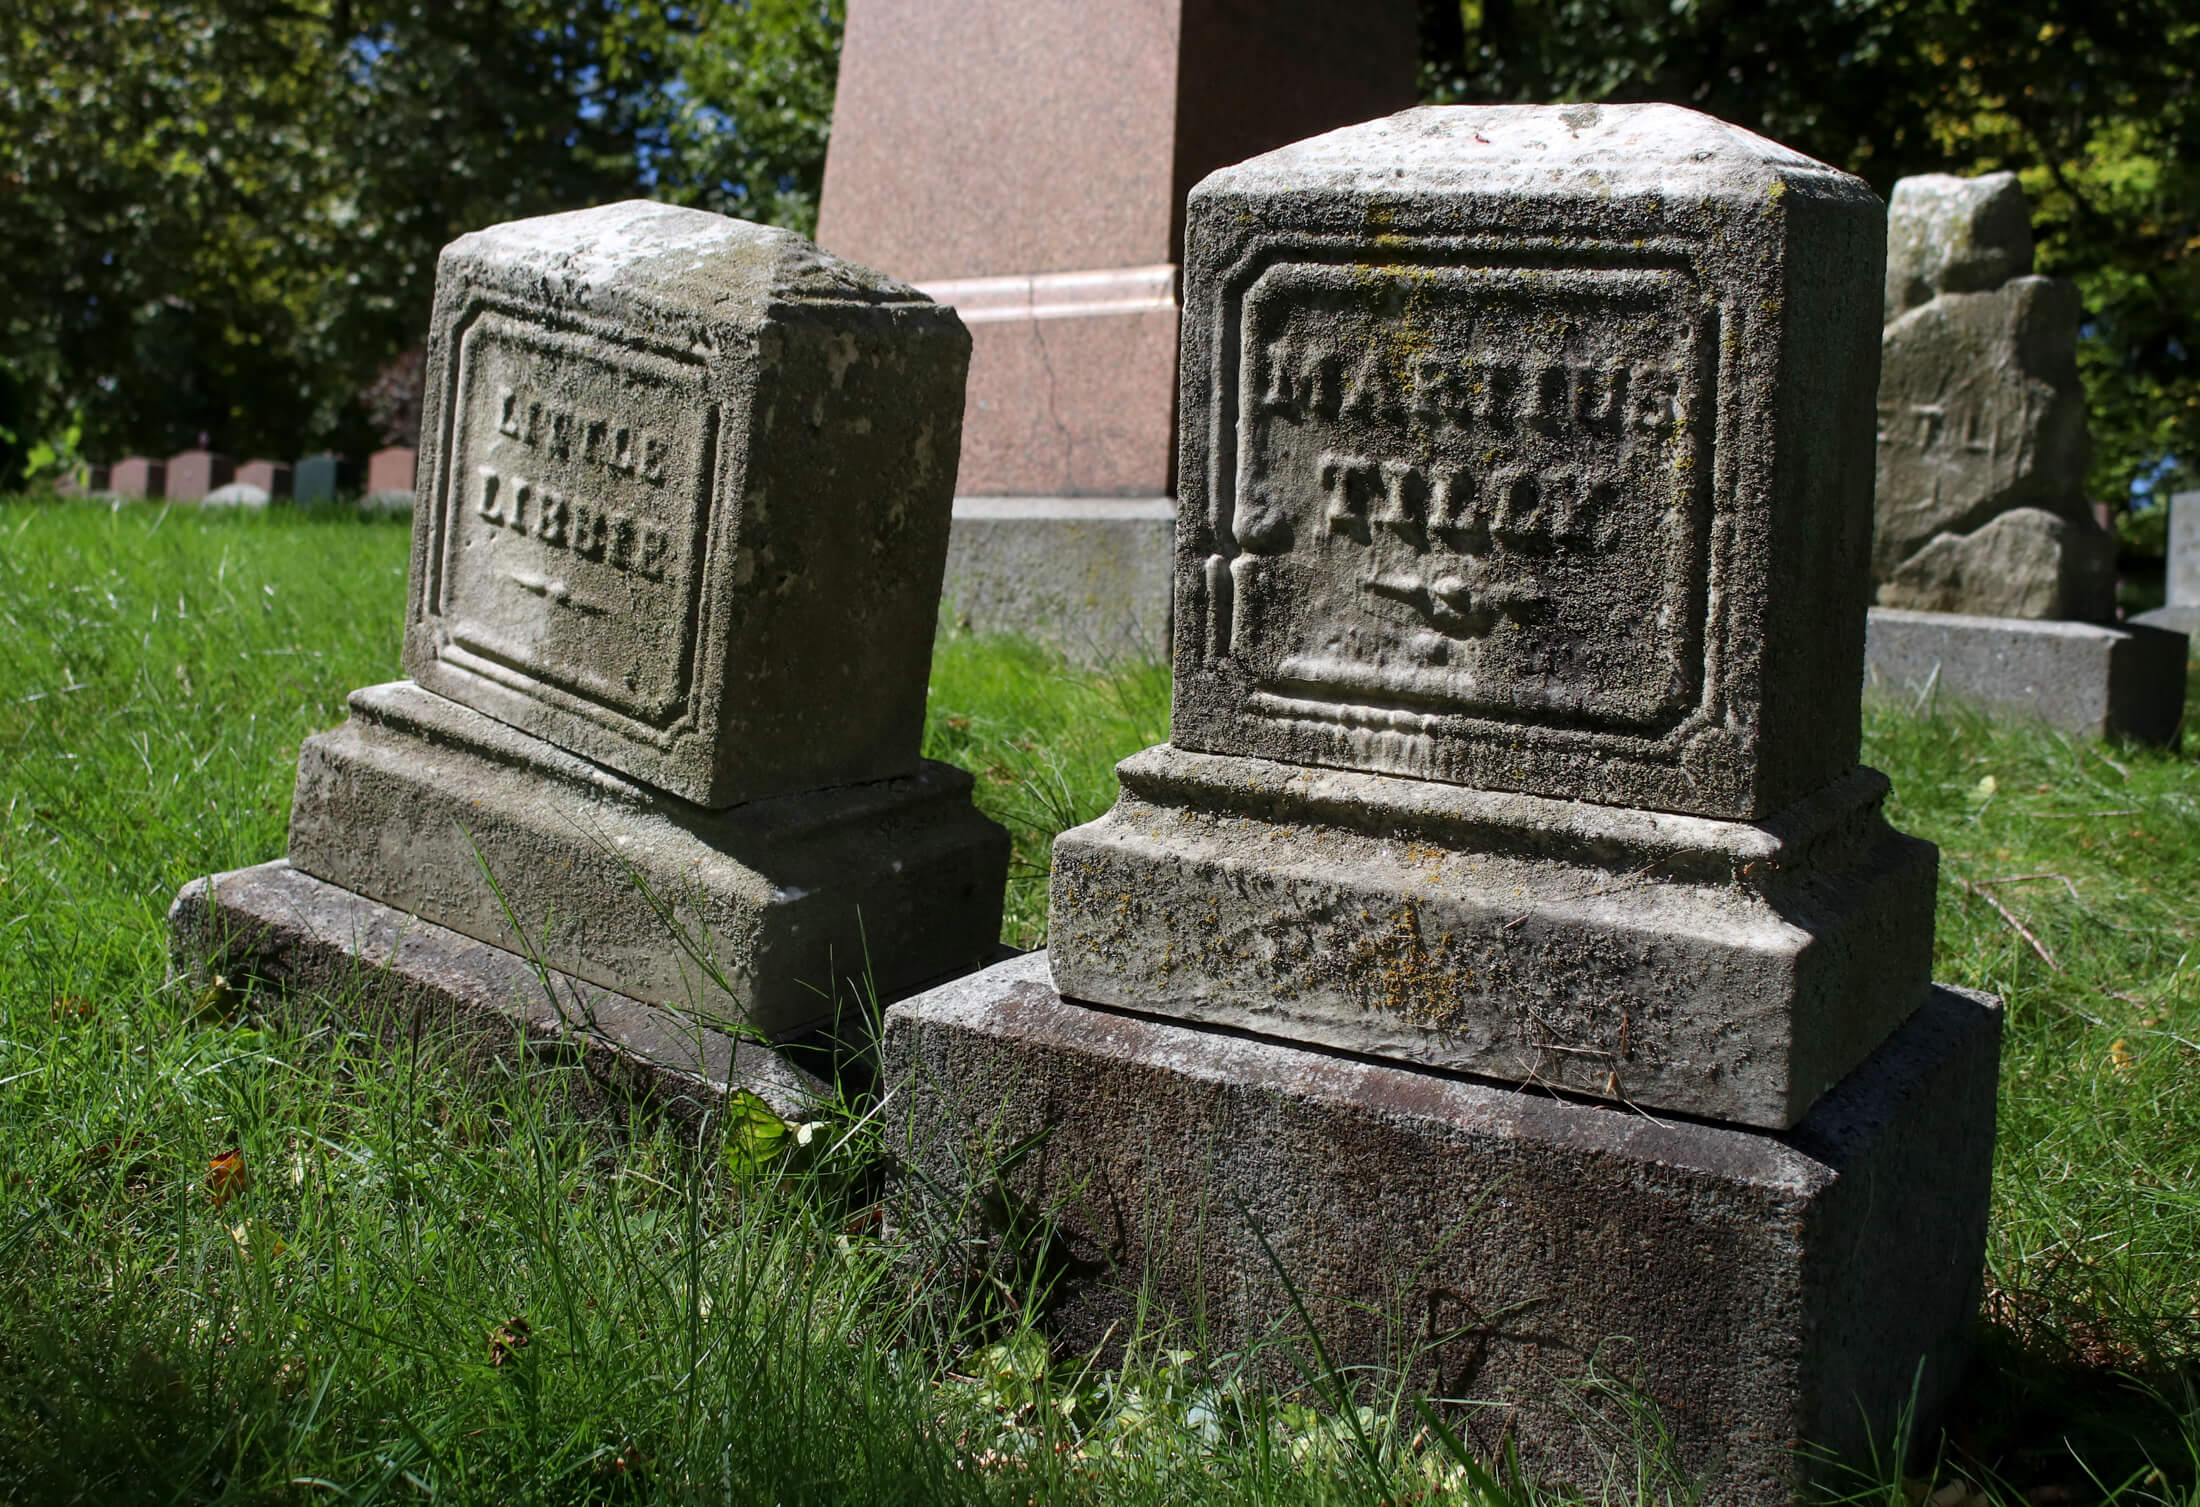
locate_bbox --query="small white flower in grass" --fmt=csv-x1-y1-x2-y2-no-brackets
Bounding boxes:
793,1121,828,1148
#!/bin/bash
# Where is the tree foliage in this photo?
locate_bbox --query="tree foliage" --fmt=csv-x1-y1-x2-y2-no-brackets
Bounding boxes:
1420,0,2200,509
0,1,841,475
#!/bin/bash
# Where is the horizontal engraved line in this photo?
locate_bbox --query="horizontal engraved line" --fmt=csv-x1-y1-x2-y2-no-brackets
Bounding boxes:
918,263,1177,323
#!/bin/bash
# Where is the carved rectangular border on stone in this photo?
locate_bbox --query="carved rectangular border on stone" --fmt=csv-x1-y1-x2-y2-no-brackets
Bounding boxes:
1168,106,1887,821
412,296,740,760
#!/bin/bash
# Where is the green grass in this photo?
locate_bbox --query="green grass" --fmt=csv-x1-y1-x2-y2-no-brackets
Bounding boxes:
0,494,2195,1504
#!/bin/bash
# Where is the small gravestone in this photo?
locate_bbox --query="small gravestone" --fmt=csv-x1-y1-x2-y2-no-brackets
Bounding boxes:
1873,172,2110,618
888,106,2000,1504
165,449,235,501
365,444,416,503
110,457,165,498
1864,172,2185,739
203,483,272,507
173,201,1010,1089
293,453,359,502
236,458,293,498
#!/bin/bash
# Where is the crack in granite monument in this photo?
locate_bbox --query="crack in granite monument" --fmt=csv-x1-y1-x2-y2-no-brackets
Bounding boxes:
171,201,1010,1114
1863,171,2186,740
887,105,2002,1504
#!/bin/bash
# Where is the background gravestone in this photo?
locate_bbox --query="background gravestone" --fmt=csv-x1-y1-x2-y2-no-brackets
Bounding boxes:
1863,173,2187,742
2134,488,2200,637
236,458,293,497
110,457,165,498
165,449,234,502
1873,173,2113,620
816,0,1417,660
366,445,416,500
293,453,359,503
887,105,2000,1506
173,201,1010,1085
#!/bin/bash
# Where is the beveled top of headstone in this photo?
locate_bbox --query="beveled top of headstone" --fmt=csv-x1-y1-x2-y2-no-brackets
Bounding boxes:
402,200,970,809
1170,105,1886,822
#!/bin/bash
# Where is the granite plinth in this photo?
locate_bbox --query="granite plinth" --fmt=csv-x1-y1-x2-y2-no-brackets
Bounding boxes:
1050,745,1936,1129
2132,603,2200,639
1865,607,2188,744
943,497,1174,664
287,680,1010,1039
170,860,829,1129
886,952,2001,1506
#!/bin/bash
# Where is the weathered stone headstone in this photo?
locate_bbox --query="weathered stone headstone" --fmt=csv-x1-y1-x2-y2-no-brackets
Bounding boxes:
1873,173,2111,618
817,0,1417,658
888,106,2000,1504
166,449,235,502
110,457,165,498
236,458,293,497
1864,172,2185,740
292,453,359,502
173,201,1010,1069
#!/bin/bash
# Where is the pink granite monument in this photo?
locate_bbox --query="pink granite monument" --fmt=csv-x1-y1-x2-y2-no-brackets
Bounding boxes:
236,459,293,498
815,0,1417,656
366,446,416,495
110,457,166,499
165,450,234,501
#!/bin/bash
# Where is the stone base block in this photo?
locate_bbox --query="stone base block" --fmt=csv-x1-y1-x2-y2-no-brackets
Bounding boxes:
1865,606,2188,743
1050,746,1937,1129
288,681,1010,1039
943,497,1174,664
886,953,2001,1506
170,860,831,1129
2131,602,2200,640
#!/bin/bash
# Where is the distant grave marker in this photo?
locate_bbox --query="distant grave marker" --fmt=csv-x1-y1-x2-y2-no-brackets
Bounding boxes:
165,450,234,502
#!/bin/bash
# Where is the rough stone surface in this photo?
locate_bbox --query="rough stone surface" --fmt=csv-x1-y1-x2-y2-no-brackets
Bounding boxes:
1169,105,1886,822
110,457,166,498
1884,171,2035,317
171,860,831,1130
887,953,2001,1507
1050,746,1935,1129
166,449,235,502
942,497,1174,664
288,680,1010,1039
1880,505,2115,620
1873,174,2110,621
1865,606,2188,744
236,458,293,497
293,453,359,502
402,199,970,808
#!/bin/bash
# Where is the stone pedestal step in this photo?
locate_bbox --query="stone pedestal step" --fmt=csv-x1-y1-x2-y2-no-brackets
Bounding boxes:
887,950,2002,1507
